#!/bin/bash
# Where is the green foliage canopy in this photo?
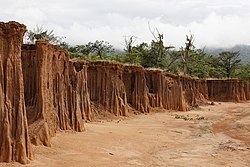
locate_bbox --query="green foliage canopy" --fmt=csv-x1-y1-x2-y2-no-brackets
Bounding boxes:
25,25,63,45
25,25,250,81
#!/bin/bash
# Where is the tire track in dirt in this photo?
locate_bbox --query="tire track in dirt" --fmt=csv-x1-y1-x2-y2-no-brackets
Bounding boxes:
212,104,250,145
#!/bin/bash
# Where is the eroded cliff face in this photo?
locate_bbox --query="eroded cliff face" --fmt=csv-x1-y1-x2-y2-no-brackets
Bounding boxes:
22,41,92,147
87,62,207,115
146,71,207,112
123,66,151,113
0,22,33,164
1,21,250,164
207,79,250,102
87,62,128,117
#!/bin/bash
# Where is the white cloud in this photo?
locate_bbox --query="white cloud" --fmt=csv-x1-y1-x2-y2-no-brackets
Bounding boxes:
189,12,250,47
1,0,250,49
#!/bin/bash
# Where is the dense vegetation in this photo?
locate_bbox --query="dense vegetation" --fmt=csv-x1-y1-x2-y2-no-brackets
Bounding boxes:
25,26,250,81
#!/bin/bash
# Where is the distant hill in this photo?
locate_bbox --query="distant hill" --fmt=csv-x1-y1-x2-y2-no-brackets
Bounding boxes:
204,45,250,64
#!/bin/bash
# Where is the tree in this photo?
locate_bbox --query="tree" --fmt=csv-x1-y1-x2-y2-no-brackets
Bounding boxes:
73,45,92,59
124,36,137,54
58,41,72,50
206,55,226,78
25,25,63,45
217,51,241,78
163,50,181,73
179,34,195,75
140,33,174,69
234,62,250,81
187,49,213,78
86,40,114,59
170,34,212,77
123,36,141,64
67,40,114,60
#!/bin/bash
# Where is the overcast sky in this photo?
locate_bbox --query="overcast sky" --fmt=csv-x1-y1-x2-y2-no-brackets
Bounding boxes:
1,0,250,49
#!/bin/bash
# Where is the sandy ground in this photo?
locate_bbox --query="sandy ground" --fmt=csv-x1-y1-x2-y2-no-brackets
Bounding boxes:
1,102,250,167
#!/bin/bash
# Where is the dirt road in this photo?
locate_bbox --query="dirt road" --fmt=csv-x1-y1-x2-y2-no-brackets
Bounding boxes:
1,102,250,167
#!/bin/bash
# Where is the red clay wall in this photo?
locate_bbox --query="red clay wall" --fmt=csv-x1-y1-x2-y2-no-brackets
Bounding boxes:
146,71,208,111
207,79,250,102
0,22,33,164
21,40,92,147
1,21,250,164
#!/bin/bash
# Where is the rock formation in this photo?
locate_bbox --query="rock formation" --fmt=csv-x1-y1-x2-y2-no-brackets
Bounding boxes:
145,70,207,112
87,62,207,115
87,62,128,116
22,41,92,147
123,65,151,113
207,79,250,102
0,22,33,164
0,21,250,164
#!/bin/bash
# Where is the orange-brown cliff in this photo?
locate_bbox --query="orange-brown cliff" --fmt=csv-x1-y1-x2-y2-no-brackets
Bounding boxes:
0,21,250,164
207,79,250,102
0,22,33,164
87,62,207,115
146,70,207,111
22,41,92,147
